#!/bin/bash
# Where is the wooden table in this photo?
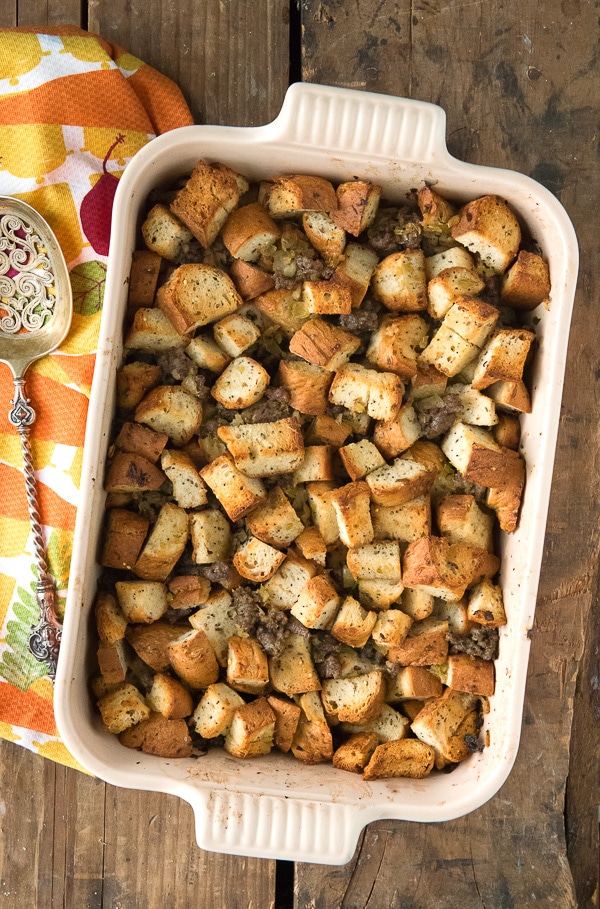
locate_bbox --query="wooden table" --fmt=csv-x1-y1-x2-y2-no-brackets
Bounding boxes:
0,2,598,907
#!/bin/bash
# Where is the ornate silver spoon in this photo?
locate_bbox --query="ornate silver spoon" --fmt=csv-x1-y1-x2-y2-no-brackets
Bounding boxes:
0,197,73,680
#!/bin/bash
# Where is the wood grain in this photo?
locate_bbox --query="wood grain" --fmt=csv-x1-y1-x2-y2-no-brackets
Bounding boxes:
88,0,290,127
3,1,83,27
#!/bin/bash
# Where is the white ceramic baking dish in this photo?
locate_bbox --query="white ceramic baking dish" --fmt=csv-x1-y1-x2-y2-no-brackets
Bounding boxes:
55,83,578,865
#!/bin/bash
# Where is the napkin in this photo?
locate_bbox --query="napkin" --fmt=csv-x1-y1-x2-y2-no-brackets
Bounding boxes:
0,25,193,769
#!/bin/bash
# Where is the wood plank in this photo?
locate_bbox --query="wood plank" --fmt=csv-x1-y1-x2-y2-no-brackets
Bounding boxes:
15,1,83,27
0,3,16,27
298,0,598,904
88,0,290,127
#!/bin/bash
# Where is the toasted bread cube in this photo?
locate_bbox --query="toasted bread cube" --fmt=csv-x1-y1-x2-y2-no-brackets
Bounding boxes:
451,195,521,273
185,334,231,372
278,359,332,416
402,535,497,602
104,452,165,495
293,445,334,483
189,589,237,666
427,267,486,320
95,591,128,645
211,355,270,410
329,363,403,422
443,295,499,348
98,682,150,735
331,243,379,308
366,458,435,507
100,509,150,571
402,439,447,474
302,280,352,315
372,496,431,544
226,635,268,696
168,628,220,689
294,526,327,567
305,481,340,546
171,159,246,248
189,509,231,564
116,361,161,410
306,414,353,447
332,732,379,774
289,318,360,371
425,246,475,280
200,455,266,521
245,486,304,548
472,328,535,390
487,379,532,414
147,673,194,719
135,385,203,447
387,617,449,666
366,314,429,380
442,422,524,489
373,403,421,459
127,250,163,315
331,481,374,548
409,364,448,401
436,494,494,551
233,536,286,582
230,258,276,300
269,633,321,695
339,440,385,481
468,578,507,626
486,467,525,533
411,688,480,764
126,622,185,672
434,597,474,636
418,324,480,378
346,541,401,582
357,579,404,612
363,738,435,780
261,550,318,609
331,596,378,648
301,211,346,266
372,249,427,312
218,417,305,477
386,666,443,701
321,671,386,724
446,654,495,696
114,421,168,465
290,711,333,764
331,181,381,236
417,185,456,226
133,503,189,581
141,203,195,261
221,202,281,262
160,449,208,509
371,609,413,652
339,701,409,741
452,383,498,426
97,640,128,685
224,697,276,758
158,263,242,336
213,311,261,358
500,249,550,309
254,288,310,336
124,307,183,353
192,683,245,737
266,695,302,752
260,174,337,217
401,588,435,621
290,574,341,630
115,581,168,624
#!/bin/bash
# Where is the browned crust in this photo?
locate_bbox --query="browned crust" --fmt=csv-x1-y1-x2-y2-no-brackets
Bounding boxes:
100,508,150,571
230,258,275,300
500,249,551,309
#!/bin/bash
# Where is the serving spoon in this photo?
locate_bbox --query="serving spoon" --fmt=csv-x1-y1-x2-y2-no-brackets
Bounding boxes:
0,196,73,680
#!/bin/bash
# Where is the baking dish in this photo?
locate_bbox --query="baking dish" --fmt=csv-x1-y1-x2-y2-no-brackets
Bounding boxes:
55,82,578,865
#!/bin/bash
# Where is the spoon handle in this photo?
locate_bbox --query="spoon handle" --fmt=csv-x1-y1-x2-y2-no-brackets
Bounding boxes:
9,377,61,680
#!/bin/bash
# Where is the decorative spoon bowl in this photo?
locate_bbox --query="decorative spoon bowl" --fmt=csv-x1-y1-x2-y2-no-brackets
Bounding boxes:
0,196,73,679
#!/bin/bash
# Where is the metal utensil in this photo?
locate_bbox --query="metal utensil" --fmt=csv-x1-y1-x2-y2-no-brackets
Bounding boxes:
0,196,73,680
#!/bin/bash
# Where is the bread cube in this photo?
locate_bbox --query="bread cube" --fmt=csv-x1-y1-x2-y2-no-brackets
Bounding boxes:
372,249,428,312
366,314,429,380
401,588,435,621
116,361,161,410
402,535,497,602
452,383,498,426
171,159,246,248
260,174,337,217
211,355,270,410
434,598,474,636
189,509,231,564
104,451,165,495
443,295,499,348
330,481,374,548
127,249,163,317
417,185,456,226
192,683,245,737
468,578,507,626
294,526,327,567
245,486,304,548
331,596,378,648
100,508,150,571
293,445,334,483
339,439,386,481
98,683,150,735
135,385,203,446
306,414,352,447
427,267,486,320
386,666,443,701
451,195,521,273
301,211,346,266
472,328,535,390
446,654,495,696
331,243,379,308
225,697,276,759
332,732,380,774
233,536,286,582
126,621,184,672
372,495,431,544
230,259,276,301
425,246,475,280
189,589,237,666
500,249,551,309
442,422,524,489
278,359,332,415
436,494,494,551
254,288,310,335
115,580,168,624
141,203,195,261
185,334,231,372
487,379,532,414
418,324,480,378
363,739,435,780
261,550,318,609
366,457,435,507
340,702,409,742
371,609,413,652
147,673,194,719
218,417,305,477
200,455,266,521
357,579,405,612
373,403,421,459
302,279,352,315
97,640,128,685
158,263,242,336
221,202,281,261
168,628,220,689
213,312,261,357
133,503,189,581
290,574,341,630
409,363,448,401
387,617,449,666
269,633,321,696
329,362,403,422
410,688,480,764
266,695,302,752
330,180,381,235
160,449,208,509
321,671,386,723
486,465,525,533
115,421,168,464
306,481,340,545
289,318,361,371
346,540,401,582
124,307,184,353
290,711,333,765
95,591,128,644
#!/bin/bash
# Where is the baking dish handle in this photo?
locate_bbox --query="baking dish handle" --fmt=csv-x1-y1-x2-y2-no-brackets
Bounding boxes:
269,81,450,165
188,788,365,865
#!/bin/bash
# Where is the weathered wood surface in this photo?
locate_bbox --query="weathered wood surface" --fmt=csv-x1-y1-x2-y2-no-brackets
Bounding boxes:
0,0,598,907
